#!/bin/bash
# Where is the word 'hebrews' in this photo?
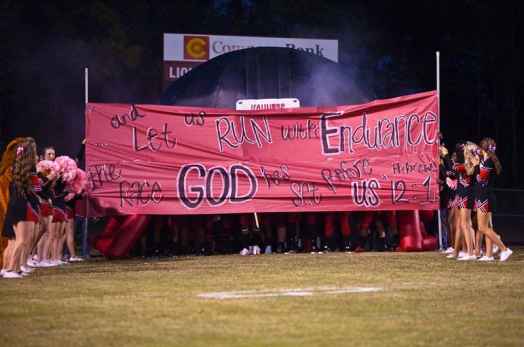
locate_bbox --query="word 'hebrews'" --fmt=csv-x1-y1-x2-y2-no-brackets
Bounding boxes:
320,112,437,154
177,164,258,209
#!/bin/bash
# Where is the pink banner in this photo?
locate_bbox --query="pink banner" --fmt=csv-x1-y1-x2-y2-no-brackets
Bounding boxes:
86,91,439,215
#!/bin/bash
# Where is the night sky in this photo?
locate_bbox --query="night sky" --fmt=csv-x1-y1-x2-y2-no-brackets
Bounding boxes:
1,1,523,187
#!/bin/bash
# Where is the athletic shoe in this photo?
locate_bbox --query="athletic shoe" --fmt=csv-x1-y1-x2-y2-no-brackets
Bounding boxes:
0,269,5,276
21,266,34,273
446,254,457,259
240,248,249,256
443,247,455,254
478,256,495,261
253,246,261,255
457,254,477,261
264,245,272,254
20,271,31,277
33,260,56,268
458,251,466,258
69,256,84,262
26,259,39,267
2,271,23,279
499,248,513,262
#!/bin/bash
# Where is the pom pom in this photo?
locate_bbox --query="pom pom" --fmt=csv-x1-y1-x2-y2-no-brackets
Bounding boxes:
55,156,78,183
68,168,88,194
37,160,60,179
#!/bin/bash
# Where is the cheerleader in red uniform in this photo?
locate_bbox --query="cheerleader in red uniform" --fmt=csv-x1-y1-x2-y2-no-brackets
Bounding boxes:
478,137,503,259
1,138,39,278
450,142,476,260
31,159,58,267
474,143,512,261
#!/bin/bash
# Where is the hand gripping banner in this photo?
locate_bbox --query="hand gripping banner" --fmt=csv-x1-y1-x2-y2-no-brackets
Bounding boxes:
86,91,439,215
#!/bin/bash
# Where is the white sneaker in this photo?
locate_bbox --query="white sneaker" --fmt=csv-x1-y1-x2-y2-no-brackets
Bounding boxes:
33,260,55,268
458,251,466,258
0,269,5,276
69,256,84,262
264,245,272,254
2,271,23,279
478,256,495,261
253,246,261,255
443,247,455,254
26,259,38,267
240,248,249,256
446,254,456,259
21,266,34,273
457,254,477,261
499,248,513,262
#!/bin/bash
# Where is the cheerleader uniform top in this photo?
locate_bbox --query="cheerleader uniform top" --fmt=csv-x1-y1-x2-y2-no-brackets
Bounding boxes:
453,161,474,209
473,157,495,213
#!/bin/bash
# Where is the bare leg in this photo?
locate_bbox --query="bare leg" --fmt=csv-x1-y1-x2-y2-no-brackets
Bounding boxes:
41,216,53,261
50,222,60,261
20,222,37,268
474,226,482,257
459,209,474,256
485,237,493,257
477,212,507,251
57,222,67,261
11,222,35,272
66,219,76,258
447,208,456,248
2,239,16,271
452,210,463,257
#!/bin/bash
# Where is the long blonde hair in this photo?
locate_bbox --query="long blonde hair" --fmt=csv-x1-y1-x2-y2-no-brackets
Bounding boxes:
463,141,479,176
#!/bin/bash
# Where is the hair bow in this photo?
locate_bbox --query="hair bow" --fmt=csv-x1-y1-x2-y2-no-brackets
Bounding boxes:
16,146,24,158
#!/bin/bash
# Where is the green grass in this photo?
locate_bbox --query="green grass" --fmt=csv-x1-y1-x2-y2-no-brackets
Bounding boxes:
1,250,523,347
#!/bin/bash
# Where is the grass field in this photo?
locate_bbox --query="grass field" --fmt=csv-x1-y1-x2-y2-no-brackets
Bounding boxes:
1,250,523,347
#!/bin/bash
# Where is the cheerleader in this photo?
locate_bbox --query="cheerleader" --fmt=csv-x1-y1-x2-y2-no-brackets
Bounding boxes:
30,159,58,267
449,142,476,260
1,138,39,278
0,138,26,274
478,137,503,259
474,142,512,261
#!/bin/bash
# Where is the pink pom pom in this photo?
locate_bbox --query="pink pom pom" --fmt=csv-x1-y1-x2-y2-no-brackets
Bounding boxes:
37,160,60,179
55,156,78,183
69,168,88,194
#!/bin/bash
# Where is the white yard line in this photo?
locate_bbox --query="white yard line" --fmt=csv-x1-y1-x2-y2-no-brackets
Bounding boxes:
198,286,383,300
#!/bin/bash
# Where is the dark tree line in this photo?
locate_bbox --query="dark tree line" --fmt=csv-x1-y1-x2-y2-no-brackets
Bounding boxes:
1,0,523,187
